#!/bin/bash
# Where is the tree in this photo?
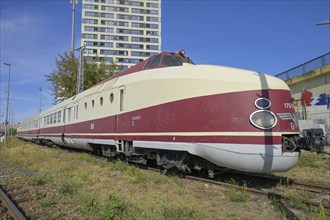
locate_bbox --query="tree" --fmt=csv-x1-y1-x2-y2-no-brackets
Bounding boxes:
46,52,122,103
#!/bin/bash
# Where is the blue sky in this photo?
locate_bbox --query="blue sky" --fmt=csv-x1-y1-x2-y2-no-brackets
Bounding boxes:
0,0,329,123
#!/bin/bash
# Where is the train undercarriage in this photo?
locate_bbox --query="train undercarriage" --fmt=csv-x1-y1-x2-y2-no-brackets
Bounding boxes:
97,141,217,178
282,128,328,154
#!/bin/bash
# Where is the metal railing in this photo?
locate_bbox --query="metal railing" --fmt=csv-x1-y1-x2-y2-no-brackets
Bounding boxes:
275,52,330,81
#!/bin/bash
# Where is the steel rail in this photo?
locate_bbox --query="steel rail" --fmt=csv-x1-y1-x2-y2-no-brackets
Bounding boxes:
184,175,330,210
0,186,27,220
230,171,330,194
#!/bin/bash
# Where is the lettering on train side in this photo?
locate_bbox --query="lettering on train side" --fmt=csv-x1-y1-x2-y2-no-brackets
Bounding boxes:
132,115,142,126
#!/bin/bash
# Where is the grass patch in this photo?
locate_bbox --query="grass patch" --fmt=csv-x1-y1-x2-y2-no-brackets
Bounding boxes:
74,153,95,163
108,160,130,172
1,138,293,219
270,197,288,219
226,179,250,202
80,193,125,219
39,197,56,208
278,150,330,186
287,189,310,211
58,179,78,195
29,175,48,186
162,204,202,220
38,212,62,220
35,191,56,208
316,201,327,220
83,195,101,214
103,193,125,220
296,152,319,168
135,201,202,220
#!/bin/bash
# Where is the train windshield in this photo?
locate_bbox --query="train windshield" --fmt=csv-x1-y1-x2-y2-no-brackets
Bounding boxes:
144,53,195,69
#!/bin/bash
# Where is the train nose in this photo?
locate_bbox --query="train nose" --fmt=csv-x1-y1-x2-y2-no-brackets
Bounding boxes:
191,143,300,173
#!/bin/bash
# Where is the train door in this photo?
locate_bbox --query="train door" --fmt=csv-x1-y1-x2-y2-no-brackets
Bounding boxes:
61,107,66,143
37,115,41,140
115,86,126,152
119,86,125,112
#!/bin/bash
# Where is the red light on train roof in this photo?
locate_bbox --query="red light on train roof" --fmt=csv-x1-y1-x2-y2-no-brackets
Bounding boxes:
178,50,185,57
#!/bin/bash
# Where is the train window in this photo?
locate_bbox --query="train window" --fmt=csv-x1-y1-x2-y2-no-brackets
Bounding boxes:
68,108,72,121
85,102,87,110
162,54,181,67
92,100,95,108
110,93,114,103
63,109,66,123
100,97,103,106
120,89,125,111
75,106,79,119
50,114,53,124
144,54,161,69
58,111,62,123
175,54,195,64
53,113,57,124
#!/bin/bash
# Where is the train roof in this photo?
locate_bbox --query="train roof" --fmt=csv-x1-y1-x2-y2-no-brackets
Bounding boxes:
118,50,194,76
93,50,194,86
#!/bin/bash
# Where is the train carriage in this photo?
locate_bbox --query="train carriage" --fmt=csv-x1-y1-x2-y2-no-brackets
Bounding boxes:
17,50,326,177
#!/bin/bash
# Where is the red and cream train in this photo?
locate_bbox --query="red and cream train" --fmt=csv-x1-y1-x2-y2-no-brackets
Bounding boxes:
17,50,325,177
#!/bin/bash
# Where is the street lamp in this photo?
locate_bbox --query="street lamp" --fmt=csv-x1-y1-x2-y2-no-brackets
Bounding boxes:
70,0,78,53
3,63,11,143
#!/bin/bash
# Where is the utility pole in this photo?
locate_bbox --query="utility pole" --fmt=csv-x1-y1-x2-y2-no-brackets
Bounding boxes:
8,104,11,136
38,87,42,113
3,63,11,143
70,0,78,53
76,46,85,94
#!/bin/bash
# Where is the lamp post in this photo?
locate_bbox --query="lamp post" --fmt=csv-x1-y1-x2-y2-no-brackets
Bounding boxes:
70,0,78,53
3,63,11,143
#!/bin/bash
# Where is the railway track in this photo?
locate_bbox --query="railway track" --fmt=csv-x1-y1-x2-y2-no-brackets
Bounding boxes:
251,172,329,192
44,145,330,198
185,174,330,208
0,158,51,219
65,147,330,213
144,165,330,215
0,185,27,220
1,142,329,219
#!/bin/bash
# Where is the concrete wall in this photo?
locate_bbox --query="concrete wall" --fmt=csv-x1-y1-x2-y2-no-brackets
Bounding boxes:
285,64,330,132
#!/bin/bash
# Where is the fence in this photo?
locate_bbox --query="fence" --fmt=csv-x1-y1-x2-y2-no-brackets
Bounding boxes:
275,52,330,81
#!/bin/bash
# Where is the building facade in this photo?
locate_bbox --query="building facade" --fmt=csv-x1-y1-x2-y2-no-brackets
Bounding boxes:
81,0,161,70
276,53,330,141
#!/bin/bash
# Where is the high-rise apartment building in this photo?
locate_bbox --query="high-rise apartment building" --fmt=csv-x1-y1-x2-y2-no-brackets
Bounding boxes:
81,0,161,70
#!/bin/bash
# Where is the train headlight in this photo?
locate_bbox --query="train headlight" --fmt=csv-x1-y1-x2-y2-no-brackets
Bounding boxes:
255,98,271,109
250,110,277,129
